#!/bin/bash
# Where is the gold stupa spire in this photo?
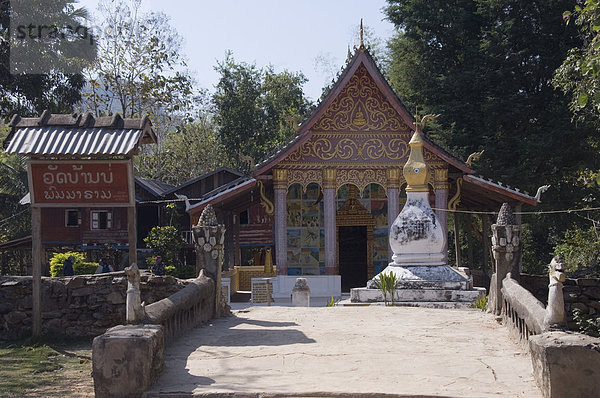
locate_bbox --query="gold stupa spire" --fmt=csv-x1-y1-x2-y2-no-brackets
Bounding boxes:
404,114,439,192
403,131,428,192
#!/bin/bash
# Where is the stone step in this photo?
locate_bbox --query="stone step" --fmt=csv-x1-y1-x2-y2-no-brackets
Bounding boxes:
350,287,486,303
339,301,481,309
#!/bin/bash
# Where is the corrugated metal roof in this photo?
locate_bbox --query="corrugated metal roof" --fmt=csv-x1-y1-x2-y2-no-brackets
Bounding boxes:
4,127,144,156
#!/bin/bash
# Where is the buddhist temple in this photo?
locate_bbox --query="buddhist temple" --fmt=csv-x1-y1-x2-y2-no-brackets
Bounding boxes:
186,42,538,294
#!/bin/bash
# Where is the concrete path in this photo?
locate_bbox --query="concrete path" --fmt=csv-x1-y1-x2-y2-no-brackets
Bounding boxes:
144,306,541,397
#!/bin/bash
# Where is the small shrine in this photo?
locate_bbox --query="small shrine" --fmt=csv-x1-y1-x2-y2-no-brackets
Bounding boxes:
350,125,485,306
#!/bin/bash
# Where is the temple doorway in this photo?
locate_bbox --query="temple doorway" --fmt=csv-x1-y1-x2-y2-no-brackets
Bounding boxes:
338,226,368,291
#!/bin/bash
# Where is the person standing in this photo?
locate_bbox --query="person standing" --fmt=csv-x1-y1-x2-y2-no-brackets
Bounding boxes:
63,255,75,276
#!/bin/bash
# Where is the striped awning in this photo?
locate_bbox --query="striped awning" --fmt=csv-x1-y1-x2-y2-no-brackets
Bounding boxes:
4,127,146,156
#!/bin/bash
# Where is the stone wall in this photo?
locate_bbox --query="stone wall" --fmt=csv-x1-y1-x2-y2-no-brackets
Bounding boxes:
0,272,189,340
520,274,600,330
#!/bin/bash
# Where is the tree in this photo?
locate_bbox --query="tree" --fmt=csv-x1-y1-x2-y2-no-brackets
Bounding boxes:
554,0,600,122
212,52,312,170
0,0,92,119
137,108,229,185
82,0,195,122
385,0,600,272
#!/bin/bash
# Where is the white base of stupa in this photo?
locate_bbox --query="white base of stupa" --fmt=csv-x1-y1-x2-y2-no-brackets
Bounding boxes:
351,264,485,305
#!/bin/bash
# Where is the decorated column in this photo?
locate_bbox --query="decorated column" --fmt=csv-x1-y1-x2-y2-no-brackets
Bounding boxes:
434,168,449,262
273,169,288,275
323,168,337,275
488,203,521,315
192,204,227,317
386,169,401,260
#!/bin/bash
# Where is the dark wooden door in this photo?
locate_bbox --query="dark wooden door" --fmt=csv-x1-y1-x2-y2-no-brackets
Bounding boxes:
338,226,368,292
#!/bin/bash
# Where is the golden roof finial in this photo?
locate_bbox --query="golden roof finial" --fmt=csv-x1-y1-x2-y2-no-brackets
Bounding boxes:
359,19,364,49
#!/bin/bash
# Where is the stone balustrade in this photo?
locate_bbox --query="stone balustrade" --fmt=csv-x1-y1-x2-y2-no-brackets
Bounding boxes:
93,272,215,398
144,272,214,341
500,274,546,345
498,273,600,398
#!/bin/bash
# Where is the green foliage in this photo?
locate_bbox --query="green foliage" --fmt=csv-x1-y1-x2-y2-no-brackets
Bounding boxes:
165,264,196,279
555,0,600,123
0,0,90,119
0,145,31,274
143,226,185,266
372,272,399,306
49,252,98,277
213,52,312,170
144,112,229,185
326,296,338,307
469,295,488,311
572,308,600,337
83,0,194,120
554,226,600,276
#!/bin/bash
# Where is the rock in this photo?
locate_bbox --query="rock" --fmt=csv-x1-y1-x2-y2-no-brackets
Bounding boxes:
46,318,63,333
585,287,600,300
5,311,27,324
107,291,125,305
72,287,94,297
67,277,86,289
0,303,13,314
42,311,63,319
577,279,600,287
564,292,579,303
570,302,589,314
93,325,164,398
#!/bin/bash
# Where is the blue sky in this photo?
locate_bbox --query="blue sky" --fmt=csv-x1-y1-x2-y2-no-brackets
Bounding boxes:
77,0,396,102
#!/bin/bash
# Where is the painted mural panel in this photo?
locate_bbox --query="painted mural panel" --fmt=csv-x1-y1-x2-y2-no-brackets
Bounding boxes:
287,183,325,275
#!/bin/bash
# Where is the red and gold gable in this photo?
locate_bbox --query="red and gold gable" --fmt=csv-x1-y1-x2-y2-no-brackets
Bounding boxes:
312,64,410,133
280,64,442,168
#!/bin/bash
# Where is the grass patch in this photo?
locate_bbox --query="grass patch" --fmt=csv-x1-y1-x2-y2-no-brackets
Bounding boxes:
0,336,93,397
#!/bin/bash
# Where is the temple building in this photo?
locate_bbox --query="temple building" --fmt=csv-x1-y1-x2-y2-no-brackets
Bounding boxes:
182,42,538,293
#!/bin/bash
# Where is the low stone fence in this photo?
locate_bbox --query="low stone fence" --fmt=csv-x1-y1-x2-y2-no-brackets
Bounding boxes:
499,273,600,398
145,274,214,341
500,275,545,344
520,273,600,330
0,272,188,340
93,272,215,398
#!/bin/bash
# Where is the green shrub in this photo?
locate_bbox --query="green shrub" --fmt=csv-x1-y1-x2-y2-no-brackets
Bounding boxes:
143,226,185,266
165,264,196,279
554,226,600,276
326,296,338,307
573,308,600,337
469,295,488,311
372,272,399,306
75,262,99,275
49,252,83,277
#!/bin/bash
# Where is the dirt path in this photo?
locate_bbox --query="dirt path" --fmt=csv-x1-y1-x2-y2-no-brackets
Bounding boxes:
145,306,541,397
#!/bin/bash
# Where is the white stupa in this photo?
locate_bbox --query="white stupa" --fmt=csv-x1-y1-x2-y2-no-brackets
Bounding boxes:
351,129,485,306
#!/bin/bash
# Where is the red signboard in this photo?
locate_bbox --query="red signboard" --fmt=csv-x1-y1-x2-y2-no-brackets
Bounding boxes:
29,161,132,206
